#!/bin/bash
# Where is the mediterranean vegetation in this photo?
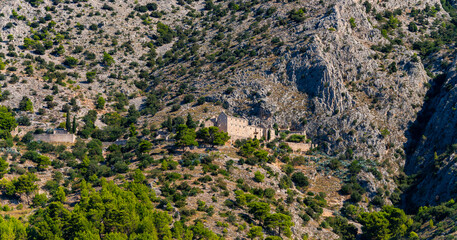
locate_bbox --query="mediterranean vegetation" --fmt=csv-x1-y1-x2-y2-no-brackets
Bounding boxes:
0,0,457,239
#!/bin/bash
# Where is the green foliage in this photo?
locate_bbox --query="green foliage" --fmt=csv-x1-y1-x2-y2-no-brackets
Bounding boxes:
291,172,309,188
21,179,217,239
288,8,306,22
183,94,195,104
0,172,38,197
142,93,162,116
186,113,197,129
348,160,362,175
138,140,153,153
0,215,27,239
408,22,418,32
341,177,365,203
66,112,71,132
22,151,52,170
19,97,33,112
0,58,5,70
54,186,66,203
247,226,263,239
409,231,419,240
349,17,356,28
25,0,43,7
197,127,230,147
415,198,457,224
265,213,294,237
358,206,412,240
86,71,97,83
248,201,270,224
32,193,48,208
279,175,292,189
239,139,260,156
328,158,342,170
72,116,77,134
286,134,306,143
326,216,357,240
0,106,17,138
175,124,198,149
63,56,79,68
102,52,115,66
0,157,8,178
96,96,106,109
155,22,176,46
254,171,265,182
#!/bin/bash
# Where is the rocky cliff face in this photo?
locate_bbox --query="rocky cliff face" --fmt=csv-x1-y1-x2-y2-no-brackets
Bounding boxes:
404,54,457,208
226,0,435,160
221,0,448,197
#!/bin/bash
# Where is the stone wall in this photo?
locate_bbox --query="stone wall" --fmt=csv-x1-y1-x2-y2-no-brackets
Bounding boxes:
287,142,316,153
204,119,216,128
33,133,76,143
217,113,228,132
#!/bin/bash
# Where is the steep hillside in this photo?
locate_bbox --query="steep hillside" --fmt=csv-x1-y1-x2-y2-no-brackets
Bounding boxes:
0,0,451,197
2,0,457,239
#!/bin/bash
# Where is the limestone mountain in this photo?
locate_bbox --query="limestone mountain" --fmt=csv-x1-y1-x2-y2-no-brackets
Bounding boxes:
1,0,457,238
0,0,442,198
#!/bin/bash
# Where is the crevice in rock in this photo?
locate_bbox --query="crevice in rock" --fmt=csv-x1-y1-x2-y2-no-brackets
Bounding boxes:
404,73,446,164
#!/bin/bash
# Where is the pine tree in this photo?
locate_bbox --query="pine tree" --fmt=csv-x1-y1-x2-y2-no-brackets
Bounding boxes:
175,124,198,150
19,97,33,112
96,96,105,109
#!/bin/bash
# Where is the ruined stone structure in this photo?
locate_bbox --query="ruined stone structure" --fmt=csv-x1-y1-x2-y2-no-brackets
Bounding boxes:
286,142,316,153
33,129,76,143
206,112,272,140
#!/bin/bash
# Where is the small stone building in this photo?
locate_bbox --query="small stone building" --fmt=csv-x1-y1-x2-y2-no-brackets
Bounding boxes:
33,129,76,143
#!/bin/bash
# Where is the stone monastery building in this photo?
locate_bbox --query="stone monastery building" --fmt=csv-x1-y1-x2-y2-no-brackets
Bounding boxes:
206,112,272,140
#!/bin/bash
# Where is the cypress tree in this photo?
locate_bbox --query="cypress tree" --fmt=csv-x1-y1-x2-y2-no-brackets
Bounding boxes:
186,113,197,129
65,111,71,132
72,116,76,133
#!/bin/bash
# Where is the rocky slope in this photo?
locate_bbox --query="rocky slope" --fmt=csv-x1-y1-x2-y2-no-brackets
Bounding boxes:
222,0,444,196
222,0,439,161
1,0,457,211
405,53,457,208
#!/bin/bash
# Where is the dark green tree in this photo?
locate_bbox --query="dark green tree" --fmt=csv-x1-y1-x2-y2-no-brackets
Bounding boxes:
96,96,105,109
247,202,270,224
139,140,153,153
0,157,8,178
186,113,197,129
247,226,263,240
358,206,411,240
0,106,17,138
19,97,33,112
102,52,115,66
63,56,78,68
326,216,358,240
72,116,77,133
196,126,230,147
175,124,197,150
291,172,309,188
162,116,173,132
65,111,71,132
265,213,294,237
